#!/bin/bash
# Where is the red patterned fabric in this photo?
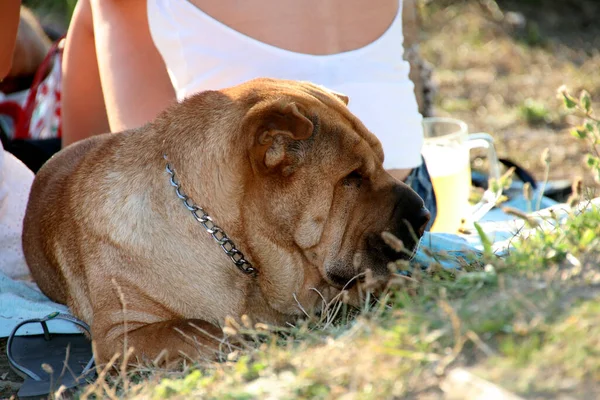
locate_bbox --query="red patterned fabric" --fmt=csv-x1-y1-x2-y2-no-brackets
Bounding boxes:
3,37,65,140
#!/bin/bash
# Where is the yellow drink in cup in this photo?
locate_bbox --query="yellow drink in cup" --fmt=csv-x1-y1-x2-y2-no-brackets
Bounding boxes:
423,146,471,232
422,118,501,233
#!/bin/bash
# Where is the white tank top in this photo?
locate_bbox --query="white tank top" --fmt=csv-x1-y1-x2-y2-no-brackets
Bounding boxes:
148,0,423,169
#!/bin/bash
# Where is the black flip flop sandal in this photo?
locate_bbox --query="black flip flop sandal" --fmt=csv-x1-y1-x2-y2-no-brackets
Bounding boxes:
6,312,95,399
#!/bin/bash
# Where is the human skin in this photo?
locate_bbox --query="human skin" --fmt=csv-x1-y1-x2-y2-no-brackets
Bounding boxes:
0,0,21,80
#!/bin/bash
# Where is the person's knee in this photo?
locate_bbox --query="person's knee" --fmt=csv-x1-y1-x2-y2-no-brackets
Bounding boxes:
70,0,94,36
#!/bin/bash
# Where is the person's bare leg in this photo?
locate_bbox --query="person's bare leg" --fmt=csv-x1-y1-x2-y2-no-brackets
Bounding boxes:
61,0,110,147
90,0,175,133
0,0,20,79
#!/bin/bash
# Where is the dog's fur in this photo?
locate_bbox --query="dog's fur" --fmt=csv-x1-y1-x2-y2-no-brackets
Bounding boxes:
23,78,428,365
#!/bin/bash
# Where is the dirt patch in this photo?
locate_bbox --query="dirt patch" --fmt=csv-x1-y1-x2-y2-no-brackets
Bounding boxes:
0,338,24,399
420,0,600,185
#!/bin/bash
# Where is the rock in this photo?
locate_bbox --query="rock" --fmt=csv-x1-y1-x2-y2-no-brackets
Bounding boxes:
441,368,525,400
504,12,527,31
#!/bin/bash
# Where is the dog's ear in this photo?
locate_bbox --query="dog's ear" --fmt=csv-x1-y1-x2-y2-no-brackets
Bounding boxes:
331,91,349,105
248,100,314,175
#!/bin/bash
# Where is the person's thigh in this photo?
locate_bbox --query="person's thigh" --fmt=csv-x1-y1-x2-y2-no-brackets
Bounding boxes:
61,0,110,147
0,0,20,79
90,0,176,133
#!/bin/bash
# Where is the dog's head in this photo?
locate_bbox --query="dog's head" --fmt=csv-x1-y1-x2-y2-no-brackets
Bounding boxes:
164,78,429,316
215,79,429,313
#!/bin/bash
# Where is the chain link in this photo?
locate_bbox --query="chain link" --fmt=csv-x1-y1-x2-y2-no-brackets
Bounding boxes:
164,156,256,276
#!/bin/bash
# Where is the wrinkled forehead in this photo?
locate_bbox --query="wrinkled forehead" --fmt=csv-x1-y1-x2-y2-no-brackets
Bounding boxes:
226,78,386,165
315,108,386,174
298,82,385,167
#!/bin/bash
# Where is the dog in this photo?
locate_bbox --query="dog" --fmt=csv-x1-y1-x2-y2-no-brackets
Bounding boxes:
23,78,429,365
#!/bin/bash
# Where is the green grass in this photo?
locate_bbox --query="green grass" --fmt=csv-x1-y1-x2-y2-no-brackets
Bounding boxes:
23,0,75,29
519,98,552,126
479,299,600,394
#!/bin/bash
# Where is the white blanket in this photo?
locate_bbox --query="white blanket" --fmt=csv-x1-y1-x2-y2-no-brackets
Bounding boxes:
0,148,78,337
0,146,79,337
0,273,80,337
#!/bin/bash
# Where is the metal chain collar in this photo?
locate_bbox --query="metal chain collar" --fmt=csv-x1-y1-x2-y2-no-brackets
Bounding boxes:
163,155,257,277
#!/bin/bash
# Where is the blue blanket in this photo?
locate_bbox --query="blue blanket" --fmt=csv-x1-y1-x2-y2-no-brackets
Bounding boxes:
413,194,598,269
0,274,79,337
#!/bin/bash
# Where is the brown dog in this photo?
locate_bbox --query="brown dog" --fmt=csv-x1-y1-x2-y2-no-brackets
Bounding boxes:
23,78,429,365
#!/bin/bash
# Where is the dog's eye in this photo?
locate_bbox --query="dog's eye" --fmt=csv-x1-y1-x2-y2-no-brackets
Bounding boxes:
342,170,363,187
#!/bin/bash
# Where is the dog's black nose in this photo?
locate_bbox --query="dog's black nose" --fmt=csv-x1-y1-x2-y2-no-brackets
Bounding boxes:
413,206,431,236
